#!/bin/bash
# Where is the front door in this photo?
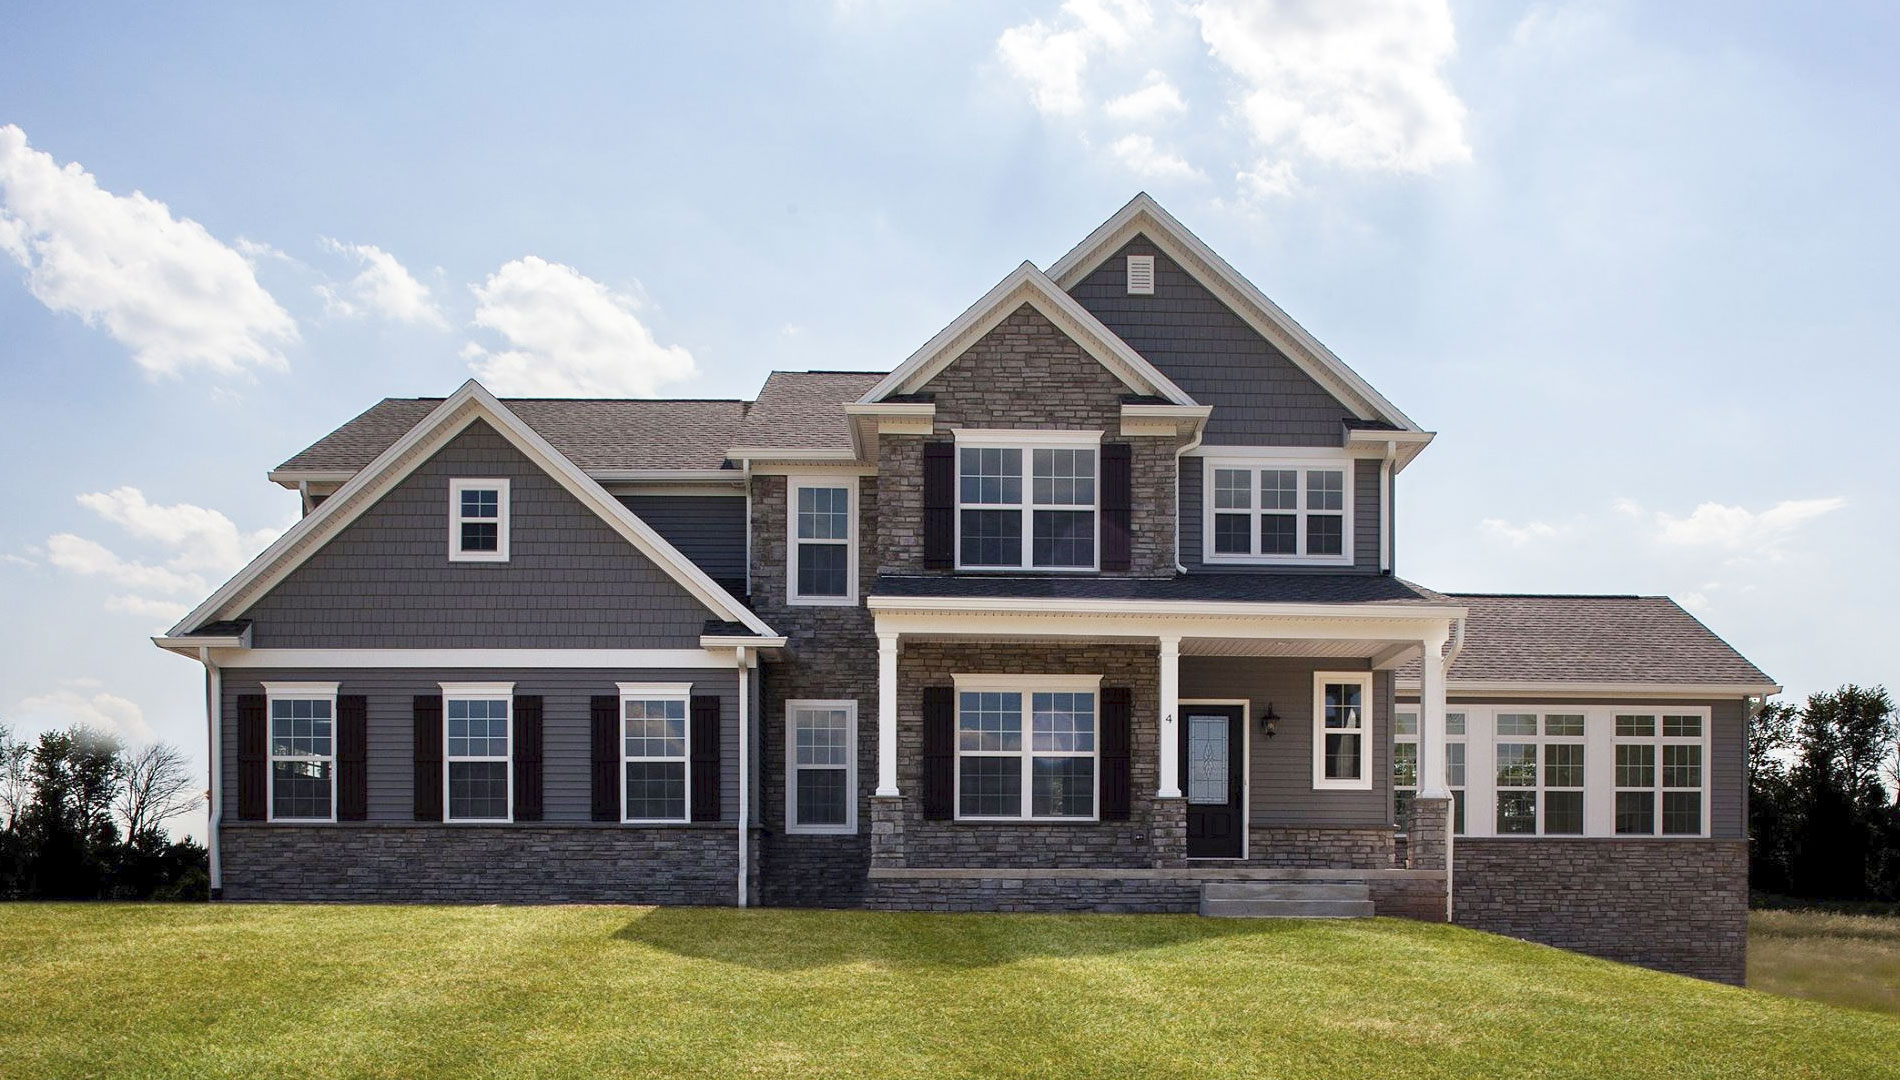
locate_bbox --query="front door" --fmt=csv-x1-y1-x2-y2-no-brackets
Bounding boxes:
1182,706,1244,859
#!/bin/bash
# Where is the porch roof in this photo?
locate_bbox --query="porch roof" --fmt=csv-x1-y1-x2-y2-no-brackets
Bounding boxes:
870,573,1452,607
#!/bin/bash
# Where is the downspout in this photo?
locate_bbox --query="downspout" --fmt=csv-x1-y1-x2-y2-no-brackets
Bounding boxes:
736,645,750,909
1173,420,1206,575
200,647,223,899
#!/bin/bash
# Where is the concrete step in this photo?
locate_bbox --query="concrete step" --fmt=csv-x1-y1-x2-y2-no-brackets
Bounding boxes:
1201,881,1370,903
1199,897,1378,919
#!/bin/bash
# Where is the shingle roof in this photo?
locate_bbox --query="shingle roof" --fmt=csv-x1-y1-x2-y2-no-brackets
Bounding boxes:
872,574,1455,606
734,370,886,451
1398,594,1776,686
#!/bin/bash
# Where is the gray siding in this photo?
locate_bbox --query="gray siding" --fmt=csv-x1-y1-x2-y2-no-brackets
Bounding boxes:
239,421,716,648
1068,236,1357,446
1180,657,1392,827
619,494,747,595
221,667,743,823
1177,456,1384,573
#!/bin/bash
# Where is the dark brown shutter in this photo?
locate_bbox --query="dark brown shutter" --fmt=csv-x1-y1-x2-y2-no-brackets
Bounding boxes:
513,696,543,822
337,695,369,821
236,694,267,821
922,686,955,820
1101,442,1132,572
1100,687,1132,820
591,695,619,821
412,695,442,821
922,441,955,569
690,695,722,822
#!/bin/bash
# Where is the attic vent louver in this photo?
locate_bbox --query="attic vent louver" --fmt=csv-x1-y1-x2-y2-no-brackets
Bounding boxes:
1126,254,1155,295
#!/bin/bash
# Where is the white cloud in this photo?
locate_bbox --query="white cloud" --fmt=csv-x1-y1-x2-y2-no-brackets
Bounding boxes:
45,534,207,595
1192,0,1471,183
1236,159,1299,200
1645,497,1847,558
104,595,192,621
1480,517,1562,546
317,238,447,328
1111,134,1207,181
997,0,1152,116
1,553,35,568
13,687,152,742
463,256,697,397
1105,71,1188,123
0,124,298,378
43,488,285,620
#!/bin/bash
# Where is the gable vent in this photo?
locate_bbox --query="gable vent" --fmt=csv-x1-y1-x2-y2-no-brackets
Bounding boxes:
1125,254,1155,295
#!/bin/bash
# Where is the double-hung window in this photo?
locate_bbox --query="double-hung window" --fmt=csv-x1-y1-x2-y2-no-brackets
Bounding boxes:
1312,673,1373,790
954,676,1099,820
788,478,856,604
621,684,690,823
786,700,856,833
956,432,1100,571
449,478,510,562
265,682,338,822
1494,712,1585,835
1614,713,1707,836
1203,456,1351,565
442,683,512,822
1393,710,1466,833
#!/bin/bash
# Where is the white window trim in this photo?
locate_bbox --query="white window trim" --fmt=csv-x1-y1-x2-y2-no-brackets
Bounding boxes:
1491,711,1588,837
448,477,511,562
1612,709,1712,838
1394,709,1465,835
952,674,1102,822
618,681,693,825
1312,671,1374,791
1201,455,1353,567
786,476,858,607
952,430,1103,573
785,699,858,835
440,681,514,823
262,681,339,824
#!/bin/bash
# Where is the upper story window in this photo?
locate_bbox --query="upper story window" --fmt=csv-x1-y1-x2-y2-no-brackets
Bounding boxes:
265,682,338,822
1312,672,1373,790
1202,455,1351,566
449,478,510,562
441,683,513,822
788,477,857,605
954,676,1100,820
956,431,1101,572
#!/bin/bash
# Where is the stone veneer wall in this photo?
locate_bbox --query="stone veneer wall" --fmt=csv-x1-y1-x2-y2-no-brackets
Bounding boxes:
874,304,1181,578
1453,838,1748,984
748,474,880,908
866,875,1200,914
889,641,1165,869
221,823,756,905
1247,827,1395,868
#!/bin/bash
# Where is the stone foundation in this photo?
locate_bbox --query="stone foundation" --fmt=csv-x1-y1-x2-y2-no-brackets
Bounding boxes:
221,823,755,905
1246,826,1395,868
1453,838,1747,984
866,873,1199,914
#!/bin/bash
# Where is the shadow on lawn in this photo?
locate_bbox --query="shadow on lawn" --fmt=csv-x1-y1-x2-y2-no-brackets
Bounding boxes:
614,906,1286,971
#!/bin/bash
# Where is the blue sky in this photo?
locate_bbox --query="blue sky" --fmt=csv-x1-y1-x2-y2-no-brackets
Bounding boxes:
2,1,1895,838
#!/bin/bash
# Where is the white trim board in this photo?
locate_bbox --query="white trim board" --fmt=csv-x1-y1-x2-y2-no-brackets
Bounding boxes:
166,380,776,641
206,648,744,669
1393,680,1782,699
1045,193,1422,435
859,262,1196,407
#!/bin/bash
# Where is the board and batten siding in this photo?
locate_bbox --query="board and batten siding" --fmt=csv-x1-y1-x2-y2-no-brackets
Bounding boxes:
617,494,747,595
1066,236,1357,447
220,667,744,824
237,420,719,649
1179,657,1393,828
1177,456,1384,573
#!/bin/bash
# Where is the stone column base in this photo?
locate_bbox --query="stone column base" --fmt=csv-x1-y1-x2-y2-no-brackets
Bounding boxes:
1149,796,1187,868
869,796,905,869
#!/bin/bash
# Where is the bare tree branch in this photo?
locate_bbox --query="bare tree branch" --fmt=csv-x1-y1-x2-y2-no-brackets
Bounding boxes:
0,721,31,832
117,742,196,842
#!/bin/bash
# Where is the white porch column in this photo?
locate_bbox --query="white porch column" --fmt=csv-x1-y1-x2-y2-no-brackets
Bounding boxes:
876,631,900,797
1157,635,1182,798
1418,626,1452,799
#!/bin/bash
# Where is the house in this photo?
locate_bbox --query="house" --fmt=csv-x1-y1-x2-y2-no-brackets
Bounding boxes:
155,194,1775,984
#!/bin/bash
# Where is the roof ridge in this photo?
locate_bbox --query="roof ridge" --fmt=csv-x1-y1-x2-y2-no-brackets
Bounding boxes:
1447,592,1649,600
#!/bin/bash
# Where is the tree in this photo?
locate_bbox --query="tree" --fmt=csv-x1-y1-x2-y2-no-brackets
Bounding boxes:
117,742,198,845
1748,701,1801,894
19,727,123,898
1787,686,1897,899
0,721,31,832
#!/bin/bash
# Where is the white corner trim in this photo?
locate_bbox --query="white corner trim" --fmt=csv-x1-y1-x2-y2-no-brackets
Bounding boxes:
1045,194,1421,433
439,681,516,697
617,682,693,697
168,380,778,640
858,261,1196,407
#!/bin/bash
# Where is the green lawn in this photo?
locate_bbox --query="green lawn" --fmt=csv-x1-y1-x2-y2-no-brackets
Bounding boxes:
3,905,1896,1079
1750,908,1900,1017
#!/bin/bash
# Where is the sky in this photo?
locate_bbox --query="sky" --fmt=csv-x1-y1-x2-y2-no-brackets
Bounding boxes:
2,1,1896,840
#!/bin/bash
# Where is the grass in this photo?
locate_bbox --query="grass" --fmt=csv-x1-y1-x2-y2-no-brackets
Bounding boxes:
1750,908,1900,1017
2,905,1896,1080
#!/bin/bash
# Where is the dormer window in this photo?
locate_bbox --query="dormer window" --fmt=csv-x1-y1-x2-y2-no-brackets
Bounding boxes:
955,431,1101,571
449,478,510,562
1202,454,1351,566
